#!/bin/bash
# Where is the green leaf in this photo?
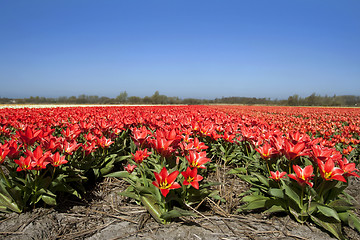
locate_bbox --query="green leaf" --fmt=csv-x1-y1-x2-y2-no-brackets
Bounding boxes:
115,155,131,162
338,211,360,232
264,204,286,214
310,215,345,240
238,175,258,184
240,198,269,211
104,171,130,178
117,190,140,201
289,206,306,223
328,199,354,212
100,159,116,176
227,168,247,175
348,211,360,232
38,176,52,189
268,188,284,199
282,184,301,207
219,145,226,153
252,173,269,187
0,181,12,199
140,194,165,224
307,201,319,215
317,205,341,222
323,181,347,203
0,192,21,213
208,192,224,202
137,186,157,196
41,195,57,206
160,207,196,221
242,194,268,203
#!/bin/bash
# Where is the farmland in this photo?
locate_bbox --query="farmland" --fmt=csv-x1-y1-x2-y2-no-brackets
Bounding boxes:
0,105,359,239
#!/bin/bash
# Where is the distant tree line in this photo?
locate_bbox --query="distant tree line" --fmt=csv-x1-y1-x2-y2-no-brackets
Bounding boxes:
0,91,359,107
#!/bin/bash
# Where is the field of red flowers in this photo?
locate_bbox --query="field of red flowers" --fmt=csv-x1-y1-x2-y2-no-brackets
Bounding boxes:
0,105,359,239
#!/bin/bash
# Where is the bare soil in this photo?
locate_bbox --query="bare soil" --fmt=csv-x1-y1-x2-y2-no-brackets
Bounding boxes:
1,168,359,240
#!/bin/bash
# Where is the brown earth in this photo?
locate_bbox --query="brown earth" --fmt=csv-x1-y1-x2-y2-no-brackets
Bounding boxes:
1,168,359,240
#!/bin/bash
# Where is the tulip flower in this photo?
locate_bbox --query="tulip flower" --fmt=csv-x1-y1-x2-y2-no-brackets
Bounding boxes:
17,126,42,146
317,159,346,182
62,140,82,155
342,145,354,155
131,149,152,164
0,144,10,164
97,136,114,149
49,152,68,167
25,146,51,171
338,158,360,178
181,167,203,189
124,164,137,173
269,170,287,181
14,156,33,172
152,167,181,197
284,140,308,161
131,126,150,147
185,151,211,169
288,165,314,187
255,143,279,160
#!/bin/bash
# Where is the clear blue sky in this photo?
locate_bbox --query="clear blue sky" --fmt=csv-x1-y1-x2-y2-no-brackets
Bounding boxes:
1,0,359,99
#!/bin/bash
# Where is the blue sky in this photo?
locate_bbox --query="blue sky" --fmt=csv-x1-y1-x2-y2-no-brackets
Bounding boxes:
0,0,359,99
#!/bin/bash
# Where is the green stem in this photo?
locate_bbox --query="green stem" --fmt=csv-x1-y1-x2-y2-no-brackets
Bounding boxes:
0,167,11,187
245,142,250,157
266,161,271,176
288,161,292,174
317,180,326,203
300,186,304,208
138,164,148,187
300,186,305,223
51,167,56,180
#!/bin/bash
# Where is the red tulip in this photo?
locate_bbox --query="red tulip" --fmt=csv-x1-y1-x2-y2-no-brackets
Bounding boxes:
181,167,203,189
152,167,181,197
317,159,346,182
288,165,314,187
269,170,287,181
124,164,137,173
185,151,211,169
131,149,152,164
255,142,279,160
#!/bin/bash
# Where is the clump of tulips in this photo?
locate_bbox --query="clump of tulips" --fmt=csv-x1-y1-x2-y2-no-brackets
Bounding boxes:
0,105,359,239
106,127,219,223
236,131,360,240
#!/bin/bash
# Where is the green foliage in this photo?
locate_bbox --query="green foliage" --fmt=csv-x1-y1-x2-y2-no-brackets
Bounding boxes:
236,171,360,239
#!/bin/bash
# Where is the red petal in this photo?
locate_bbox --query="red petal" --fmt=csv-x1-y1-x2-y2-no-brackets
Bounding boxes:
292,165,302,177
153,172,161,184
160,188,169,197
324,159,335,173
190,167,198,177
167,170,179,184
293,142,305,153
279,172,287,178
170,182,181,189
288,174,297,181
152,180,159,188
270,171,277,179
191,181,199,189
182,179,190,186
33,146,43,159
195,175,203,182
159,167,169,179
332,174,347,182
303,165,313,178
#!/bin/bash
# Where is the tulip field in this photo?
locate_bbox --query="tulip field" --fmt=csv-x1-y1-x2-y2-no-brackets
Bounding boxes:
0,105,360,239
